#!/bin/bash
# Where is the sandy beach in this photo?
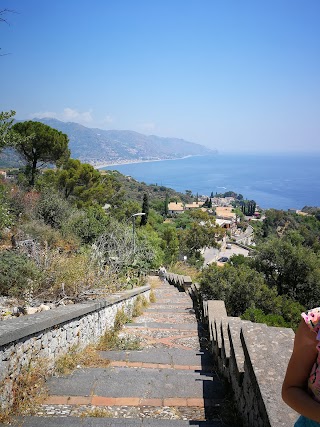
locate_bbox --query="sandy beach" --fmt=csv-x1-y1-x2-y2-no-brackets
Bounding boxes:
94,154,199,170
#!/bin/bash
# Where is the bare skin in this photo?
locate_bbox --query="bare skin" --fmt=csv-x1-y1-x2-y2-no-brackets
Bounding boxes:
282,319,320,422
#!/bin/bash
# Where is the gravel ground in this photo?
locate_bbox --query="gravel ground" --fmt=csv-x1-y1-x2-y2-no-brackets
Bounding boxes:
30,404,223,421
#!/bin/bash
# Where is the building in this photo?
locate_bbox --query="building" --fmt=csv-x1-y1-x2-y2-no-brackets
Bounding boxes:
168,202,184,215
215,206,236,220
185,202,203,210
215,218,233,229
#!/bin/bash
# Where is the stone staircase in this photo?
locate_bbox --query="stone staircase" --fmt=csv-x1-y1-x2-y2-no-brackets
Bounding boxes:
7,278,232,426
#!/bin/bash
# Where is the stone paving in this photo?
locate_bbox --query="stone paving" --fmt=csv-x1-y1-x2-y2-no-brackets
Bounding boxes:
5,277,228,427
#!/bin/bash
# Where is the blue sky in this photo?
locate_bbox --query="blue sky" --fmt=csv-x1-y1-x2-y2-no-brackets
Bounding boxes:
1,0,320,153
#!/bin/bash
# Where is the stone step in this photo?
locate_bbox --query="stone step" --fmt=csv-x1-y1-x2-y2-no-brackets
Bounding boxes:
45,367,225,400
98,348,213,367
145,308,195,313
5,417,227,427
1,280,232,427
132,313,196,323
124,322,198,331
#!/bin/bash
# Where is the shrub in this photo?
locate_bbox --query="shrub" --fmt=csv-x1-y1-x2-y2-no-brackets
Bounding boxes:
61,206,110,244
0,186,13,233
35,190,72,229
200,264,268,316
241,308,288,328
20,219,79,250
0,251,42,297
41,250,107,299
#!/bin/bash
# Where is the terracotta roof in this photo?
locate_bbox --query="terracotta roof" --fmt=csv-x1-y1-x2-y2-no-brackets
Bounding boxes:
185,202,203,209
215,207,236,219
168,202,184,211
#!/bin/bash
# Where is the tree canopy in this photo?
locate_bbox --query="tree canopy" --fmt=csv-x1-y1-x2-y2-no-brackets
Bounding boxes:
12,121,70,186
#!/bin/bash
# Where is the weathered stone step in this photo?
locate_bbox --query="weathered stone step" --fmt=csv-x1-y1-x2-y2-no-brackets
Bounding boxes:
98,348,213,367
132,313,196,323
45,367,225,400
5,417,226,427
124,322,198,330
145,308,195,313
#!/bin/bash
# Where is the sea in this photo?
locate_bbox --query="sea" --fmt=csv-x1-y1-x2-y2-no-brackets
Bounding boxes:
101,153,320,210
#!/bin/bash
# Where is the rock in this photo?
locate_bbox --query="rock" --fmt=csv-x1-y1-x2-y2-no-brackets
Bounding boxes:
39,304,50,312
12,306,26,316
25,306,39,315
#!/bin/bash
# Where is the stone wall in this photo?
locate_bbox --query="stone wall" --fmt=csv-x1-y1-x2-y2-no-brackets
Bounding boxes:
165,273,299,427
0,285,150,409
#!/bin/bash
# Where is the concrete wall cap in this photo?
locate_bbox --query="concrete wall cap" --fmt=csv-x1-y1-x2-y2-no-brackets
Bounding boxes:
0,285,150,347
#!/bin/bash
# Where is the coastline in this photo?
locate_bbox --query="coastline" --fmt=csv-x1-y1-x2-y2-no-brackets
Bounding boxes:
94,154,206,170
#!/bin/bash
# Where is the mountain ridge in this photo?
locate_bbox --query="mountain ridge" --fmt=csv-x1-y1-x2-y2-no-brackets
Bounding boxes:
33,118,216,165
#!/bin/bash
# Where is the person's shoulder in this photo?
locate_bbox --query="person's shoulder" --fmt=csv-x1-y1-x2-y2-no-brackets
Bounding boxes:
302,307,320,333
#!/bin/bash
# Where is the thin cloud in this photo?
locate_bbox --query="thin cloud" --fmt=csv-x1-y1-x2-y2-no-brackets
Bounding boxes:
30,108,93,124
62,108,93,123
31,111,58,119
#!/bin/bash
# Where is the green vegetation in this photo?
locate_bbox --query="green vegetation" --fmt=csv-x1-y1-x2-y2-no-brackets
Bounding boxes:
12,121,70,186
0,113,225,303
200,208,320,329
97,307,142,351
0,111,17,150
1,111,319,332
0,251,42,297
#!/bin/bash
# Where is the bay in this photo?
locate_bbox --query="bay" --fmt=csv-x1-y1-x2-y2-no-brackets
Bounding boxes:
101,153,320,210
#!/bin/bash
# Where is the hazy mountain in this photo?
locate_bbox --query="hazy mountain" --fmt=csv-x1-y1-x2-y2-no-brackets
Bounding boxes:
32,118,216,165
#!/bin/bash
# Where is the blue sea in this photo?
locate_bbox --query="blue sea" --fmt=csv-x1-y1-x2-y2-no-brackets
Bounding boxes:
102,153,320,210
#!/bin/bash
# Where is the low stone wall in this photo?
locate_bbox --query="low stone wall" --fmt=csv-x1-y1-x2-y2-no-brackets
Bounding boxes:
165,273,298,427
163,272,192,292
0,285,150,409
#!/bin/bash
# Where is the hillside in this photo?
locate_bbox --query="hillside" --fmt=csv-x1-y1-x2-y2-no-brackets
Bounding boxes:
0,118,215,167
102,169,194,205
31,118,215,165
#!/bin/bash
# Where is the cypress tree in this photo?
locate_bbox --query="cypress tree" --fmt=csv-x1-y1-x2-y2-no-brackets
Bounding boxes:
140,193,149,226
164,193,169,216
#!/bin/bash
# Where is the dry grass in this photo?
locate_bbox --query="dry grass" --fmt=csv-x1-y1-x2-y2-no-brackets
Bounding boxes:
96,328,141,351
147,275,162,288
80,407,113,418
96,306,142,351
0,358,49,422
149,289,156,303
0,408,11,424
170,262,200,282
113,308,131,332
132,295,148,318
55,345,110,376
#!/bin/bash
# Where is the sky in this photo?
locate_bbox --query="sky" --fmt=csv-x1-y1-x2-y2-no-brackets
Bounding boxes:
1,0,320,153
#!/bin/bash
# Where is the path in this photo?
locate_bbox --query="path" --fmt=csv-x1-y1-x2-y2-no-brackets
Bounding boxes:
8,277,230,426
